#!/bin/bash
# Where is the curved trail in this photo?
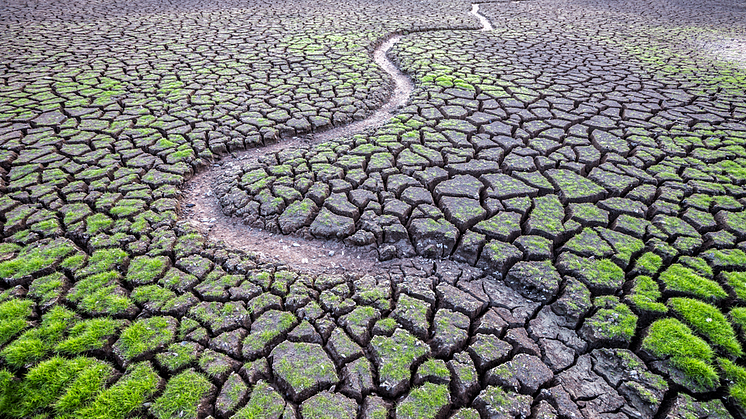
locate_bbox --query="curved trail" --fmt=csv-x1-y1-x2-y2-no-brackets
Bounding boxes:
471,3,494,31
180,4,493,274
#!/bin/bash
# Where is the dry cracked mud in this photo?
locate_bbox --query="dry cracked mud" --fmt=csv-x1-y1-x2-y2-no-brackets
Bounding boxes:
2,0,746,418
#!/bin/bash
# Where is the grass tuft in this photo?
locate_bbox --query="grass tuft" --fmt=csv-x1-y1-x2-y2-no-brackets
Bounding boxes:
642,318,718,390
56,317,124,355
1,305,77,367
668,298,742,356
659,264,727,302
115,316,176,361
150,369,212,419
75,361,160,419
627,276,667,314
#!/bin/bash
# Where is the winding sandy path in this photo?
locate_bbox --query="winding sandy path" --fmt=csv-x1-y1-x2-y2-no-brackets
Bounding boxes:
180,3,493,274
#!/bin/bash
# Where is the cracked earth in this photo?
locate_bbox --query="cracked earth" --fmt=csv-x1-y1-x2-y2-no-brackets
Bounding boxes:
1,0,746,418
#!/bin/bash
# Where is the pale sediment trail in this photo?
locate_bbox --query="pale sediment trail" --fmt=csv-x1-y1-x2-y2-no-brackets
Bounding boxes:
313,34,413,143
471,3,494,31
180,4,494,274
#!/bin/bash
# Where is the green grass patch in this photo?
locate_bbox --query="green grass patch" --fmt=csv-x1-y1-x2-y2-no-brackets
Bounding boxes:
416,358,450,381
56,317,124,355
53,359,114,415
0,299,34,346
562,228,613,257
59,252,87,271
668,298,742,356
74,361,160,419
703,248,746,269
241,310,297,356
232,380,285,419
557,255,625,293
396,382,449,418
28,272,67,307
0,238,77,282
151,369,212,419
66,271,133,315
723,271,746,301
115,316,176,361
730,307,746,339
583,296,638,343
679,256,713,278
719,358,746,412
659,264,727,302
77,248,128,278
1,306,77,367
85,213,113,236
642,318,718,390
627,276,667,314
156,341,200,372
131,285,176,311
0,243,21,258
125,256,170,285
371,329,429,388
0,369,15,413
0,356,109,417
